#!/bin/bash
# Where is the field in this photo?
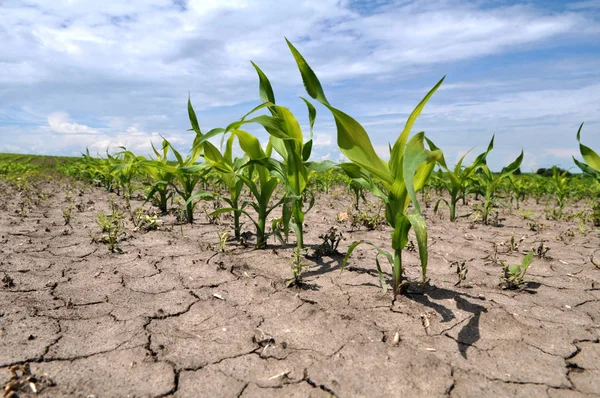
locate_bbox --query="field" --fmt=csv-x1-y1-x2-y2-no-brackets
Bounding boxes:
2,45,600,398
0,155,599,398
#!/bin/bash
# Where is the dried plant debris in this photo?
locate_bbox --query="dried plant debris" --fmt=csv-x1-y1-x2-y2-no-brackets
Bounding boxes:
2,363,55,398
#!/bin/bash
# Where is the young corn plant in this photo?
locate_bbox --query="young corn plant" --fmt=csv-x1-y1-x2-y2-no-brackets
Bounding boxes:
287,39,443,297
154,139,214,223
231,131,286,248
550,166,570,213
111,148,144,200
573,123,600,183
428,136,494,221
222,60,336,250
140,139,175,214
340,163,375,211
475,152,524,225
190,130,248,239
508,174,530,210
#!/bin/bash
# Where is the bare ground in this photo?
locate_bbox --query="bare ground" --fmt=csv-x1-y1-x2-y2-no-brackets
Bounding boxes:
1,178,599,397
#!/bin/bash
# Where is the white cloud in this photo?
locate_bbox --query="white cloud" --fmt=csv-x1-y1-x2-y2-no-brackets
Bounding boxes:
47,112,98,134
0,0,598,171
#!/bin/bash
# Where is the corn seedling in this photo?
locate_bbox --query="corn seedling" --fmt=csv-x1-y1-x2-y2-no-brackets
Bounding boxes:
154,127,221,224
500,252,534,289
140,139,175,214
476,152,524,225
286,39,443,296
429,136,494,221
573,123,600,180
508,174,530,210
550,166,570,213
222,60,336,250
188,121,249,239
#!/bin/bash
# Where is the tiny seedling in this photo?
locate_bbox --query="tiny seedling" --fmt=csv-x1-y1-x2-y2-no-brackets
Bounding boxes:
500,233,525,254
483,243,500,265
62,204,73,226
348,203,386,231
312,226,343,259
134,210,162,231
92,211,125,253
217,231,229,253
451,261,468,286
500,252,534,289
286,247,307,287
531,241,551,259
528,221,546,232
517,209,535,221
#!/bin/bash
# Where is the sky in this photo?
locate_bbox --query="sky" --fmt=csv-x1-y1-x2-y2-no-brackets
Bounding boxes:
1,0,599,171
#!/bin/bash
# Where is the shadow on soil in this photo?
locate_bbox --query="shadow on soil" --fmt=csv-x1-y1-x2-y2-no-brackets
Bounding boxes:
408,286,488,359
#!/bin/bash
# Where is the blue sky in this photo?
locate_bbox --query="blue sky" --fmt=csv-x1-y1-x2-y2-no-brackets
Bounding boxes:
1,0,599,171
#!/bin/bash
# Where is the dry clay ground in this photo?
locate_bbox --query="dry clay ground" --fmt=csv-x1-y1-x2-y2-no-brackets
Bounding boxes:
1,176,600,398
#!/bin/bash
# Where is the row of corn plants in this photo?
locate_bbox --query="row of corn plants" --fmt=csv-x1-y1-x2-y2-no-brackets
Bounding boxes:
58,40,599,297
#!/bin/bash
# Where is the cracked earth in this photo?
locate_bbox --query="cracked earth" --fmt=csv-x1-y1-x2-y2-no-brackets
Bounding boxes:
1,177,599,397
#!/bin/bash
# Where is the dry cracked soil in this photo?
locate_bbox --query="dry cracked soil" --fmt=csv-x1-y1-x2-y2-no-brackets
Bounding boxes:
1,176,599,397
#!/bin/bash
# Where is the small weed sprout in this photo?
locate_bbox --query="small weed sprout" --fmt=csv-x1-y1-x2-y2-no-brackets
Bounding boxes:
92,211,125,253
528,221,546,232
451,261,468,286
287,247,307,288
312,226,343,259
348,203,386,231
517,209,534,221
483,243,500,265
217,231,229,253
62,204,73,226
500,252,534,289
532,241,551,259
500,233,525,254
134,209,162,231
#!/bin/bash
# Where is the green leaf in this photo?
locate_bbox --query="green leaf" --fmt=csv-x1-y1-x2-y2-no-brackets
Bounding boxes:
407,210,429,281
399,132,441,213
188,95,201,135
305,160,337,172
251,61,276,105
342,240,393,293
389,76,445,178
286,38,330,106
500,150,524,178
576,123,600,173
522,251,534,269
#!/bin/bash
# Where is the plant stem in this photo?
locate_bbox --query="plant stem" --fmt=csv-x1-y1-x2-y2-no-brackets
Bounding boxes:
393,248,403,297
